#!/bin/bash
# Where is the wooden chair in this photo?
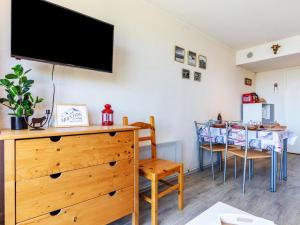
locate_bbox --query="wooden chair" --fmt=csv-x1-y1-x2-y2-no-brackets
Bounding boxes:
223,122,272,193
123,116,184,225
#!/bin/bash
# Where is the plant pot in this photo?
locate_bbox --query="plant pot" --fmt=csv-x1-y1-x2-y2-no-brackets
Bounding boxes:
11,117,28,130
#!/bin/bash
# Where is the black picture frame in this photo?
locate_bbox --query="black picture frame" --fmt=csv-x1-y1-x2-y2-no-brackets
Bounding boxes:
175,46,185,63
182,69,190,79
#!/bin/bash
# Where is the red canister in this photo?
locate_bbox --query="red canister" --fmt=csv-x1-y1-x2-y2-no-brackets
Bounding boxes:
102,104,114,126
242,93,258,103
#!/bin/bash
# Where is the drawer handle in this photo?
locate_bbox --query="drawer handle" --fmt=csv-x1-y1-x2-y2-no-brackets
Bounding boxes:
109,132,117,137
109,191,116,197
109,161,117,167
50,173,61,179
50,136,61,142
50,209,61,216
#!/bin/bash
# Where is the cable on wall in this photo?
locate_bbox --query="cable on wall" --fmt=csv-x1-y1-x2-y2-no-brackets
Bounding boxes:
48,64,56,127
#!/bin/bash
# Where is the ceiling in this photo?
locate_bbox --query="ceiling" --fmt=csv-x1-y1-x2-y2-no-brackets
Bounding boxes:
146,0,300,50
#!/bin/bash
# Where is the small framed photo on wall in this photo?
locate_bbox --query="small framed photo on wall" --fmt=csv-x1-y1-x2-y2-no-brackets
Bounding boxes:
188,51,197,66
175,46,185,63
245,78,252,86
194,72,201,82
182,69,190,79
199,55,207,69
55,104,89,127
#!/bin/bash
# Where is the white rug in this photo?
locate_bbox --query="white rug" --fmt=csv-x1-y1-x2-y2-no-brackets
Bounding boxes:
185,202,275,225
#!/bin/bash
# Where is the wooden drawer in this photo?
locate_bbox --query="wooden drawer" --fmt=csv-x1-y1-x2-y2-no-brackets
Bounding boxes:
16,131,134,180
16,158,134,222
17,186,134,225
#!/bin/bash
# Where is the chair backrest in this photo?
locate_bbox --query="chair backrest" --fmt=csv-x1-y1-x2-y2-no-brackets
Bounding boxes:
194,121,211,144
123,116,157,159
195,120,220,151
227,121,249,152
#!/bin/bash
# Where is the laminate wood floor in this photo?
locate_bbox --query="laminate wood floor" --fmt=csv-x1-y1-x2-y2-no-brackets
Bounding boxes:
112,154,300,225
0,154,298,225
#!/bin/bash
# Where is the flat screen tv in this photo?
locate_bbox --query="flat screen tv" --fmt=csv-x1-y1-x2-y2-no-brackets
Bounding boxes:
11,0,114,73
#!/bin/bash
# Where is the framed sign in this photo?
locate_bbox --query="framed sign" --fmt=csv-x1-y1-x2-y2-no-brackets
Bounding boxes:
55,104,89,127
245,78,252,86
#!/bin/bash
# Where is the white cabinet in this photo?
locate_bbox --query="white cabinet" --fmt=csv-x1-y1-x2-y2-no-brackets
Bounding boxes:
242,103,274,124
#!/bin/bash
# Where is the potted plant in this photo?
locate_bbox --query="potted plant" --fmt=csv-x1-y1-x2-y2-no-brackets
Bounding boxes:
0,64,44,130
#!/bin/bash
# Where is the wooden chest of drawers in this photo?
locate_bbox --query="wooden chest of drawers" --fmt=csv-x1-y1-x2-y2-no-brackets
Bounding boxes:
0,126,139,225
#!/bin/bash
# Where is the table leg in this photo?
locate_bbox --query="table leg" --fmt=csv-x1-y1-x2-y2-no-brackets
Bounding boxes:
279,151,283,181
248,159,251,181
283,138,288,181
270,154,273,192
270,149,277,192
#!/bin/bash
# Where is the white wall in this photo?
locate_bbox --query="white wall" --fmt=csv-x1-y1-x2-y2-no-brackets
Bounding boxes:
256,66,300,153
0,0,255,171
256,70,287,124
236,35,300,65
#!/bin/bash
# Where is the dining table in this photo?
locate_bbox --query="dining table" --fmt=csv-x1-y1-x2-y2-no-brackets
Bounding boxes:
197,126,297,192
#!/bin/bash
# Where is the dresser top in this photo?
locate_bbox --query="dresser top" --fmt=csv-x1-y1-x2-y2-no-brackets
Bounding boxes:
0,125,139,140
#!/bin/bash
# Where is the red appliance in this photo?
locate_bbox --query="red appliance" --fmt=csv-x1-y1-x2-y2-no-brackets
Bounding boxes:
102,104,114,126
242,93,259,104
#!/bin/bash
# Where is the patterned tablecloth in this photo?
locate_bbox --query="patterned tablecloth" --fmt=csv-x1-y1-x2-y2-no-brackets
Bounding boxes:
198,127,297,153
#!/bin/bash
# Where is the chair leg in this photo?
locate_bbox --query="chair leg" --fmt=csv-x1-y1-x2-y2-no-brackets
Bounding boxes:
219,152,222,171
242,157,247,193
248,159,251,181
211,150,215,180
151,175,158,225
199,146,204,171
279,152,283,181
251,160,254,178
234,155,237,179
223,151,227,183
178,165,184,210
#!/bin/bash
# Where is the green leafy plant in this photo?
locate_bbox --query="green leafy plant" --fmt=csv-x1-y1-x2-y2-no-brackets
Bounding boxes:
0,64,44,117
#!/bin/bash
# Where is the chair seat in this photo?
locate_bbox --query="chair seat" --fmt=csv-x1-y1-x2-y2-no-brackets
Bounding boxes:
202,144,238,152
139,158,182,180
228,148,272,159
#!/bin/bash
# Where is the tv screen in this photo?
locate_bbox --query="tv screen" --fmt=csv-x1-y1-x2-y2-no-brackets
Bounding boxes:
11,0,114,73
